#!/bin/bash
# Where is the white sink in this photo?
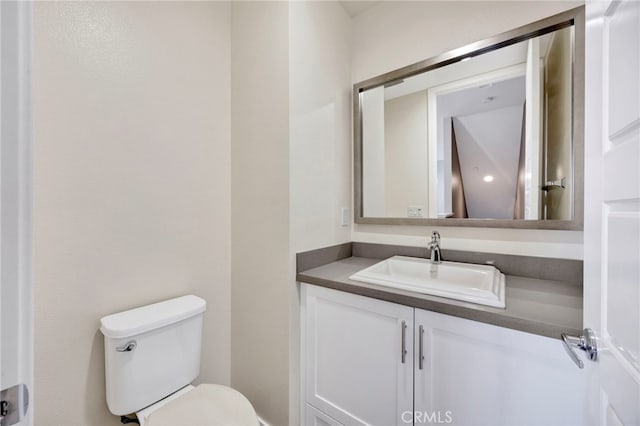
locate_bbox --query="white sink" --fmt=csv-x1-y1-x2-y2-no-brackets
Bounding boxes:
349,256,506,308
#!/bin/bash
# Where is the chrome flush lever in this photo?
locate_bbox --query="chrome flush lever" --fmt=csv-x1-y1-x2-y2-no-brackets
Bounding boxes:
561,328,598,369
116,340,137,352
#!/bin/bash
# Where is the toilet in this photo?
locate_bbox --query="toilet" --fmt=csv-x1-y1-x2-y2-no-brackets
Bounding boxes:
99,295,258,426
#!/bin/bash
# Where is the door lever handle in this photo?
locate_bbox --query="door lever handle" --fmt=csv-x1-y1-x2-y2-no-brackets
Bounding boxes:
0,384,29,426
561,328,598,369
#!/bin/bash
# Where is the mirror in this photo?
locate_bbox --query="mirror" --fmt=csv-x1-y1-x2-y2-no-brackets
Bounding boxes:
354,7,584,230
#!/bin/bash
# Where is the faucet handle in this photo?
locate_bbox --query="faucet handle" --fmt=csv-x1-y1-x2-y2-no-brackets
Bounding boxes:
428,231,443,264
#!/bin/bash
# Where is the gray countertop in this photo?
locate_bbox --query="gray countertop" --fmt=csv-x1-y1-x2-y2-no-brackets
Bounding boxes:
297,256,583,339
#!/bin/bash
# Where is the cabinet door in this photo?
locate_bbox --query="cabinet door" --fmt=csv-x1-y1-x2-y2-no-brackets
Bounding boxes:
414,309,588,425
302,284,414,426
305,403,344,426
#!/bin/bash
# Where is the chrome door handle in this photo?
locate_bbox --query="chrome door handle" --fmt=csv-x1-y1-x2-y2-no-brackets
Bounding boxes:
561,328,598,369
0,384,29,426
418,325,424,370
116,340,137,352
401,321,407,364
0,400,7,425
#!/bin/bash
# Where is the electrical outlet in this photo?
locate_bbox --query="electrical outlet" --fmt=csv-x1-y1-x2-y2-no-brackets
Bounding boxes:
341,207,350,226
407,206,424,217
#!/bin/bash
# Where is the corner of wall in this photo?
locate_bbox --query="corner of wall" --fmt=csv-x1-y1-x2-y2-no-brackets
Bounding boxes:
230,2,291,425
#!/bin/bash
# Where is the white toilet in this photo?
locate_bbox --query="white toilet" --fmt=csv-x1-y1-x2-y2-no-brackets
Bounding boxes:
99,295,258,426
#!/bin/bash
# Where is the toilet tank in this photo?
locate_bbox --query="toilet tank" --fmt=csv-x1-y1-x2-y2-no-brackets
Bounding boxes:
100,295,206,415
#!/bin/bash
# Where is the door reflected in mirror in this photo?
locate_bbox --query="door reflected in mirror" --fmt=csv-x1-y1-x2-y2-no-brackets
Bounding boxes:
361,26,573,221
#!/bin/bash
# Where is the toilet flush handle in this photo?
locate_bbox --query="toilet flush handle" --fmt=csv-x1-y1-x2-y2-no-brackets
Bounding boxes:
116,340,137,352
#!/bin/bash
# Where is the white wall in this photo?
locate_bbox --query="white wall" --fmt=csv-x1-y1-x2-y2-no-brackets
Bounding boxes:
33,2,231,425
290,1,352,253
231,5,352,426
290,2,353,424
230,3,290,426
361,87,386,217
33,3,352,425
384,91,429,217
352,1,584,259
353,1,583,83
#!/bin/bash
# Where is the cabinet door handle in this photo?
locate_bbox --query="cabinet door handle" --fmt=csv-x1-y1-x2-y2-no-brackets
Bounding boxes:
418,325,424,370
401,320,408,363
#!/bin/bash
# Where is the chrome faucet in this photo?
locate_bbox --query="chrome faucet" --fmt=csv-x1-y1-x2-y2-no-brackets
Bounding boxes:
428,231,442,264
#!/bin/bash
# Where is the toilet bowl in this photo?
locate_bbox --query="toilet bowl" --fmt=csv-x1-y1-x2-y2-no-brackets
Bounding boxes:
99,295,258,426
137,384,257,426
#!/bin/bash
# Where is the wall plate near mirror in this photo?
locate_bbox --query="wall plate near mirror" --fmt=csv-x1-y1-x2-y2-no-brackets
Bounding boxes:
354,7,584,230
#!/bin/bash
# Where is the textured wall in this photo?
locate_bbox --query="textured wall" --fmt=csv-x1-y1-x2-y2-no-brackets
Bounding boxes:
230,3,291,425
289,1,353,254
33,2,231,424
289,2,353,423
384,92,429,217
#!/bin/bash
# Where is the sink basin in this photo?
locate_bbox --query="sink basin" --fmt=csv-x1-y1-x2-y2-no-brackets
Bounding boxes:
349,256,506,308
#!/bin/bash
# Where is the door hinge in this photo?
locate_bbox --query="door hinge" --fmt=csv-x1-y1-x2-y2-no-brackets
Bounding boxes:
0,384,29,426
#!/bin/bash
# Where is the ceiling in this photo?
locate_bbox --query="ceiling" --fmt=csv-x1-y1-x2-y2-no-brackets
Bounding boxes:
383,31,553,101
437,75,526,119
339,1,381,18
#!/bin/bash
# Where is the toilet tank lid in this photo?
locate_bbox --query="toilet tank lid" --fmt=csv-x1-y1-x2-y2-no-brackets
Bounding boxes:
100,295,206,339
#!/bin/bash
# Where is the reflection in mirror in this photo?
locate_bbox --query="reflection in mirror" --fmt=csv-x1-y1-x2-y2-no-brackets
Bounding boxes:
361,26,573,221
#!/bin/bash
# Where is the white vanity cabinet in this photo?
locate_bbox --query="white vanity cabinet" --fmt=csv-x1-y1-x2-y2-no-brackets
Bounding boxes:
301,284,414,426
305,403,345,426
301,283,588,426
414,309,588,426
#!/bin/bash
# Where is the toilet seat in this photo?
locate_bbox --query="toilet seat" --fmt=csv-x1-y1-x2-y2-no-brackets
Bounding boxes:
142,384,259,426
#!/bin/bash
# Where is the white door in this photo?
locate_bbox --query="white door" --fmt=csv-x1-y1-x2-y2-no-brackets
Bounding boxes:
583,0,640,424
524,36,543,219
0,1,33,425
301,284,414,426
414,308,588,426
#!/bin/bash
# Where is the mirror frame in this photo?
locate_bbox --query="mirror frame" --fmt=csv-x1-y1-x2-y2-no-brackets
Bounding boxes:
353,6,585,230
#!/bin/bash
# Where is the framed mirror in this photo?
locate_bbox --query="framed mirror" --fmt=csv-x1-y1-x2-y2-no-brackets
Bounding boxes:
354,7,584,230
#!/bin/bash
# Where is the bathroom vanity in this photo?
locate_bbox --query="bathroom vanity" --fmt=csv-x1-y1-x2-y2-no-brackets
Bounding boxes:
299,6,595,425
297,243,586,426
